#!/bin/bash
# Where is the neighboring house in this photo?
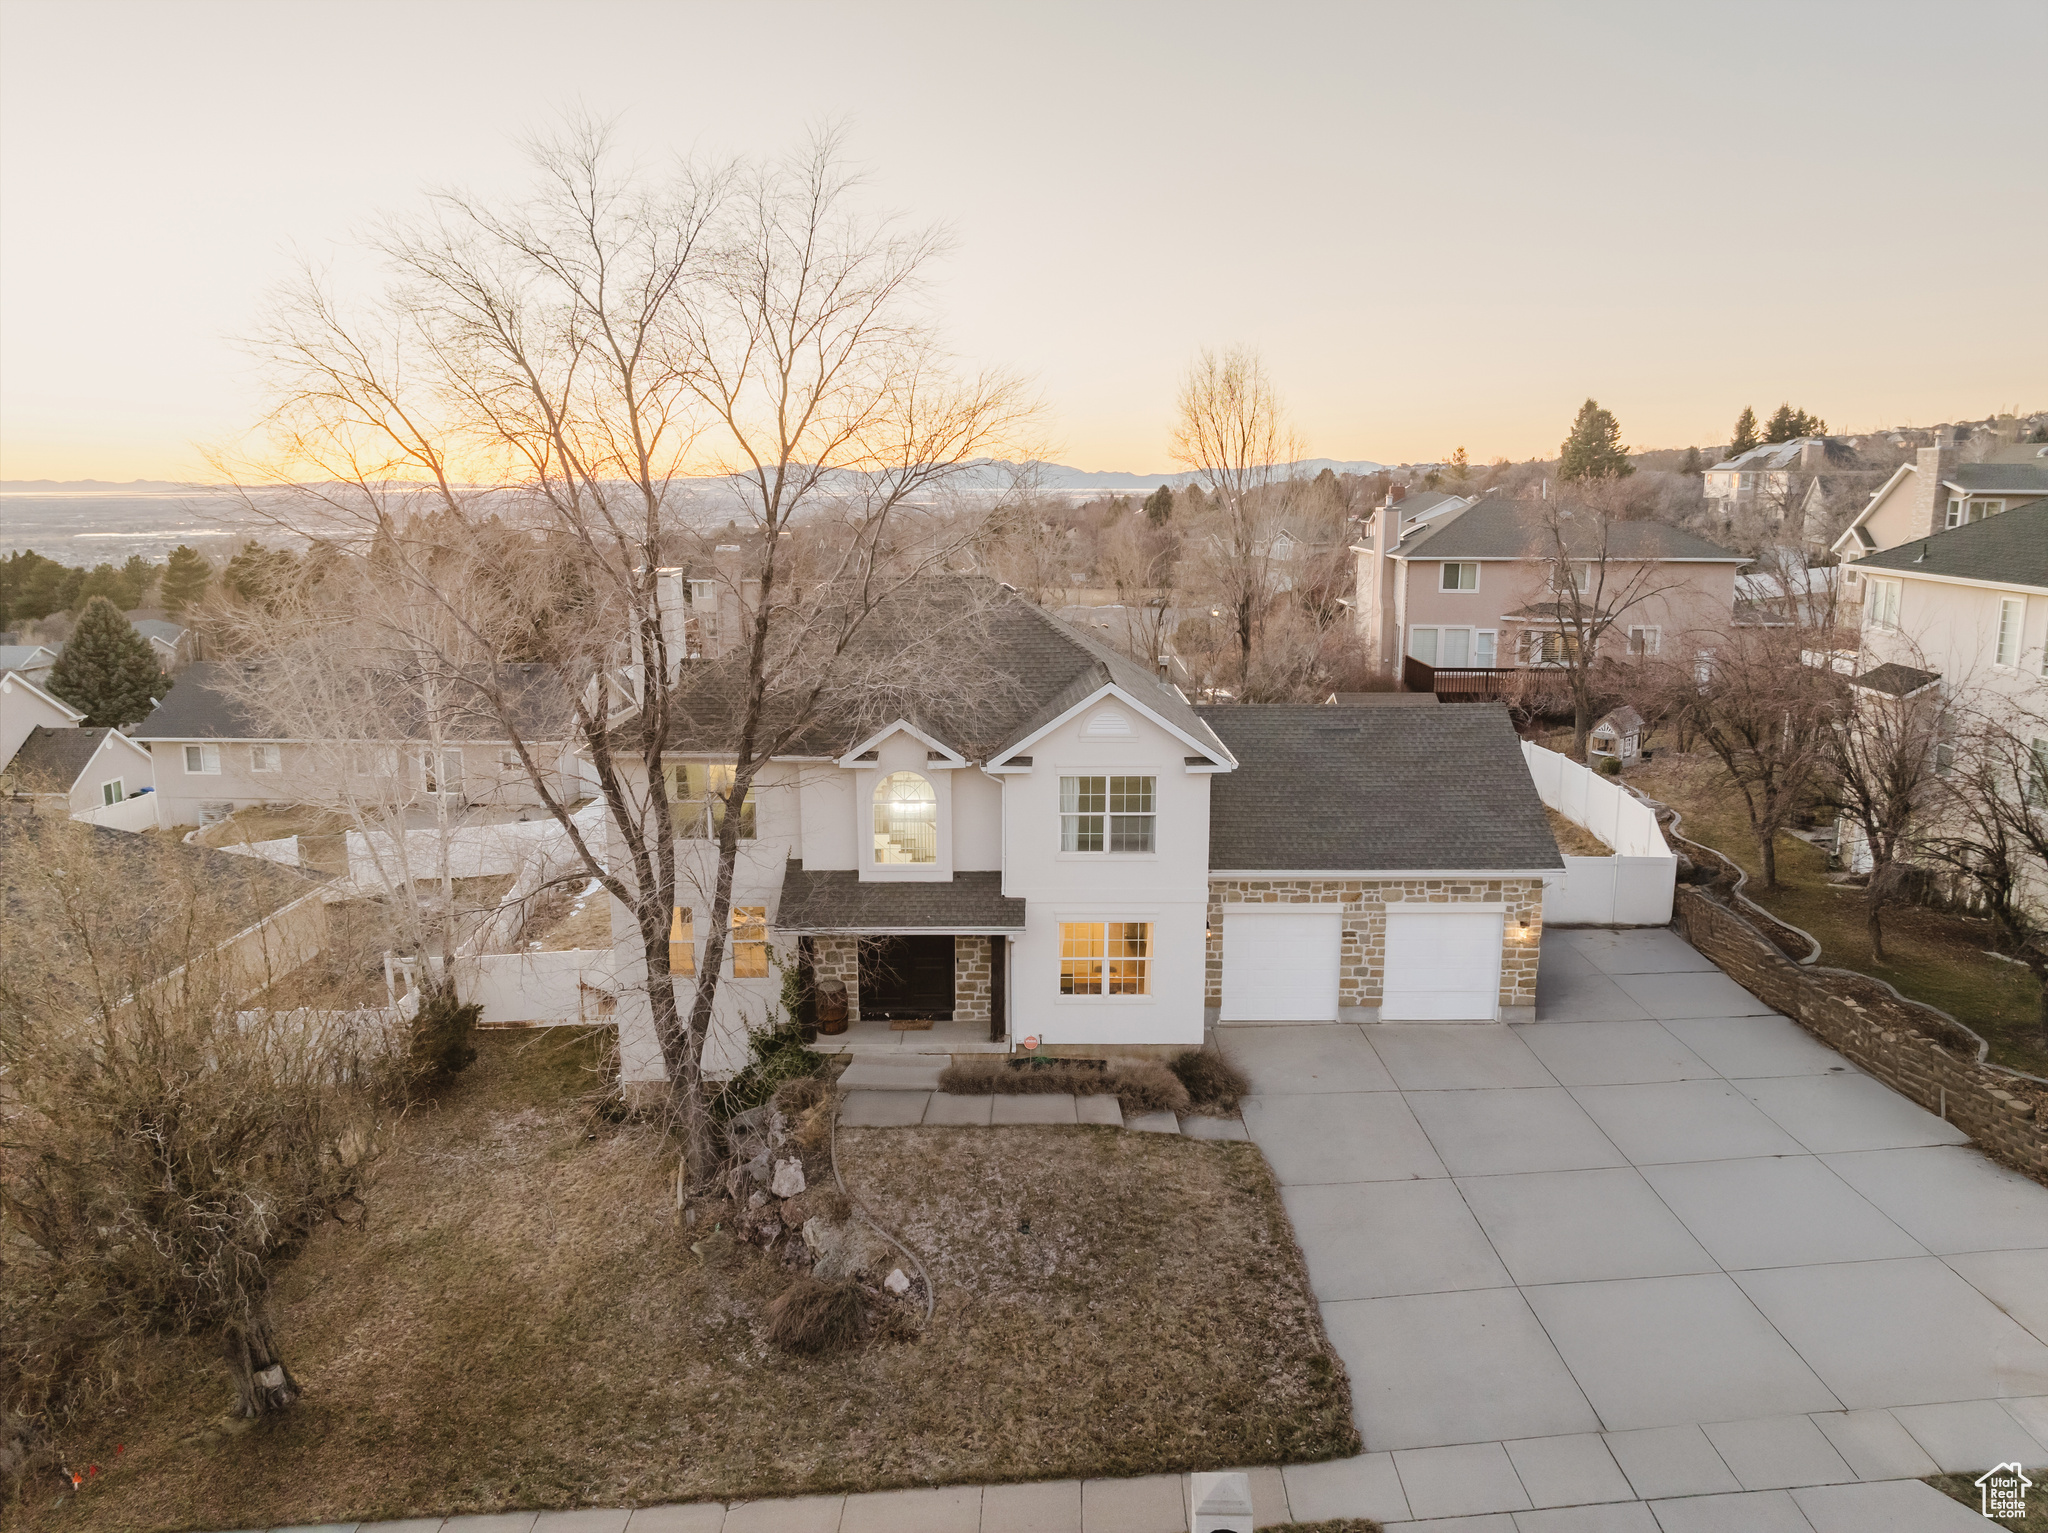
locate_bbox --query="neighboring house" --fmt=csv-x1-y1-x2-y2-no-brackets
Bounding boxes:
1840,504,2048,889
603,582,1562,1089
129,618,195,673
1702,437,1884,545
0,643,60,683
0,725,155,815
1350,494,1747,682
1735,555,1842,627
1,666,85,771
130,661,587,829
1833,433,2048,559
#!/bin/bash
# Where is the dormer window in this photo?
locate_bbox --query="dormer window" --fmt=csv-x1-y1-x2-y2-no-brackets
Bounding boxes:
873,771,936,864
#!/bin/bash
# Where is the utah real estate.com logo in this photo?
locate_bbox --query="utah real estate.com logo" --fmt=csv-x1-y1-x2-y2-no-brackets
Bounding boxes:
1977,1462,2031,1520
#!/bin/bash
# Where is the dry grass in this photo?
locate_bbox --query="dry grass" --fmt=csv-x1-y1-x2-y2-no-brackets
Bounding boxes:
518,878,613,951
1630,751,2048,1077
938,1056,1194,1115
1927,1469,2048,1529
1543,804,1612,858
1171,1048,1250,1115
20,1032,1354,1532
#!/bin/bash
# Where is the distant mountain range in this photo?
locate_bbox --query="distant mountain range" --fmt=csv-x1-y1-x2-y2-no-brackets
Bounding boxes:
2,458,1393,497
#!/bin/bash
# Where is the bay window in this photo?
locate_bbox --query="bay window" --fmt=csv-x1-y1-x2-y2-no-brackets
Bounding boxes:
1060,775,1154,852
1059,921,1151,995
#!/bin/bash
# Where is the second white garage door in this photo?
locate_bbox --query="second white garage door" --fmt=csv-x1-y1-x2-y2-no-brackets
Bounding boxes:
1382,908,1504,1021
1220,910,1341,1022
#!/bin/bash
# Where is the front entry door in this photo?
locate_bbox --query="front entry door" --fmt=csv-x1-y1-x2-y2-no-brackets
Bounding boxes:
858,935,955,1020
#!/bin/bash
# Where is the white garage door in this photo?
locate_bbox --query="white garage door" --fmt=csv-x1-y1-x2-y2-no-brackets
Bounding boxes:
1221,910,1341,1022
1382,909,1503,1021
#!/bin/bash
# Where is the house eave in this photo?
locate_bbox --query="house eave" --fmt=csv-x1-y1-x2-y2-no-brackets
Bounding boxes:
1208,867,1564,880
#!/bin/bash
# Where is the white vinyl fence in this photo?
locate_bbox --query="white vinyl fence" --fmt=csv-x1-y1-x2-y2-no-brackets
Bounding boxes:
72,794,163,834
459,947,627,1026
343,801,604,891
1522,741,1677,926
207,834,301,866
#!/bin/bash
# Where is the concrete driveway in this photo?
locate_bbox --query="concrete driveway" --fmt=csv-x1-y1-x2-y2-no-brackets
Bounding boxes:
1220,926,2048,1530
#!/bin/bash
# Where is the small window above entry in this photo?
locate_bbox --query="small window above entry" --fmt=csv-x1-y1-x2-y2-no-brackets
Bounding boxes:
1440,562,1479,591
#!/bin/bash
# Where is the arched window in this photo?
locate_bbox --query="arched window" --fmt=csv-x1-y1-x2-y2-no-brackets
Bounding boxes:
873,771,937,864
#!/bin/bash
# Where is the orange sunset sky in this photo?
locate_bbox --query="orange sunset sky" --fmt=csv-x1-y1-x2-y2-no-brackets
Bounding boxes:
2,0,2043,485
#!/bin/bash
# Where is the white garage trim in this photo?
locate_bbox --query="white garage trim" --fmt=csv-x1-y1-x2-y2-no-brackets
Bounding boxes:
1220,909,1341,1022
1382,908,1503,1022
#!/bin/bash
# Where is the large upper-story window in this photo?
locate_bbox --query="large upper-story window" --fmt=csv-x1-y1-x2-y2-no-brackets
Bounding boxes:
664,762,756,839
1440,561,1479,591
1864,577,1901,631
1060,775,1155,852
873,771,936,864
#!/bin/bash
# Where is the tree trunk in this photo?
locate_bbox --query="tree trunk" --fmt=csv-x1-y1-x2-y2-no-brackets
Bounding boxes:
1760,831,1778,891
222,1310,299,1418
1866,884,1887,965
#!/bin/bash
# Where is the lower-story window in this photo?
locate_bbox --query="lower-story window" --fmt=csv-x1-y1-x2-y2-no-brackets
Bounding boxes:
101,778,124,806
731,905,768,978
1059,921,1150,995
669,906,695,977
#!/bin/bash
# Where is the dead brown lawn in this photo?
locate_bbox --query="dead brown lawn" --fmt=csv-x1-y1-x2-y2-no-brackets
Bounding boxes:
1543,804,1611,858
19,1031,1355,1533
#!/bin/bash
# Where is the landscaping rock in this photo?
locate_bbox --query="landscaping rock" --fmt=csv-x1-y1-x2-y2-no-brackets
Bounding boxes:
884,1267,910,1295
744,1149,772,1186
748,1190,766,1209
771,1157,806,1197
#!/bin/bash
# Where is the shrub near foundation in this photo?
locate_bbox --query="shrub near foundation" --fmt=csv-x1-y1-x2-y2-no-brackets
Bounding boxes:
938,1056,1192,1115
1171,1048,1250,1114
765,1276,869,1356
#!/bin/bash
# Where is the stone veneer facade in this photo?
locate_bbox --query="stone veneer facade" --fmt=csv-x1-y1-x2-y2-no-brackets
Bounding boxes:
1205,877,1544,1015
953,935,992,1024
802,932,991,1024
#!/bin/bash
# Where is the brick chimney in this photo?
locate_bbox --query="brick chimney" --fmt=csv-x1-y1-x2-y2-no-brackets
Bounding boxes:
1908,438,1958,538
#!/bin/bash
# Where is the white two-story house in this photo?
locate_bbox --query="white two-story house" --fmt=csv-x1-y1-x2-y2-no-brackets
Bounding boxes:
607,582,1564,1086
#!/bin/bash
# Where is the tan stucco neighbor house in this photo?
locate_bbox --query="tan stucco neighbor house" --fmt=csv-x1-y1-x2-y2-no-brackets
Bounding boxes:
1833,435,2048,559
1351,494,1748,684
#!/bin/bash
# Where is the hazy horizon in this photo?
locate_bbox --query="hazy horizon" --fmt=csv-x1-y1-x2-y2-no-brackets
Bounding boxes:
3,0,2043,484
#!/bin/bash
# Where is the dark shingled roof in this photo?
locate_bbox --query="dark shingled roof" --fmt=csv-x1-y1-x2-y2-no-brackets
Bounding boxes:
773,861,1026,932
1947,462,2048,495
1198,703,1563,873
1,726,117,792
666,579,1231,765
1851,662,1942,698
1397,496,1745,562
1328,692,1439,707
1850,503,2048,590
133,661,577,743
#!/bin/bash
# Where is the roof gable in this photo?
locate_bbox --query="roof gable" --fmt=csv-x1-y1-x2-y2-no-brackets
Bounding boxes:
0,668,87,724
1848,503,2048,591
1396,496,1743,563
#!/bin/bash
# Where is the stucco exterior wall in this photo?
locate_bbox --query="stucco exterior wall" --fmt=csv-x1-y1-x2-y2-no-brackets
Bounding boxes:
1397,558,1738,667
0,672,80,767
143,738,574,829
1205,876,1544,1016
999,699,1211,1049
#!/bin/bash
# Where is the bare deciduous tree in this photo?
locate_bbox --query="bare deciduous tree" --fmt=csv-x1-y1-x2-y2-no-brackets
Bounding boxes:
1654,623,1841,889
217,121,1032,1184
1825,665,1943,962
1170,345,1302,686
0,815,382,1440
1529,497,1691,759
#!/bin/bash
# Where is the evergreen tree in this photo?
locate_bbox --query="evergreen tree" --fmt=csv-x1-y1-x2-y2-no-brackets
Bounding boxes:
119,553,161,608
45,596,172,726
1142,483,1174,524
1681,445,1704,475
161,545,212,616
1557,398,1635,483
1729,406,1759,456
1763,403,1826,442
75,562,127,609
1447,445,1470,483
224,541,300,612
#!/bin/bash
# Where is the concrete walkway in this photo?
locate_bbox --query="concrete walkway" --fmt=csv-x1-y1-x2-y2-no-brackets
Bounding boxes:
1213,925,2048,1529
246,928,2046,1533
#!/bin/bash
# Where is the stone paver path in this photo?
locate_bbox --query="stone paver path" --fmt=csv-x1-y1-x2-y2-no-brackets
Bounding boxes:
245,928,2048,1533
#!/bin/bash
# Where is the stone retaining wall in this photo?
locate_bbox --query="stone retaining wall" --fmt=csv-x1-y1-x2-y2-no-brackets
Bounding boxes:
1672,887,2046,1186
1206,878,1543,1013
